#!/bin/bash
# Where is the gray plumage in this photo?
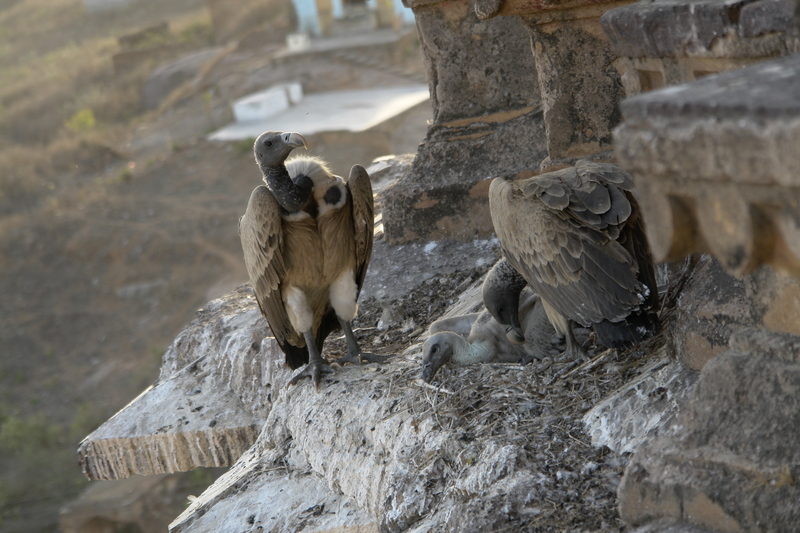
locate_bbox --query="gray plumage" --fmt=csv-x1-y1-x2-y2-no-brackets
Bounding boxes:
481,258,529,345
239,131,374,389
421,289,560,383
488,160,659,356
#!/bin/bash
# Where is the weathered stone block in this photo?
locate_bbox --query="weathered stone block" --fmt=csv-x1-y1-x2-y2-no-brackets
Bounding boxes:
602,0,800,59
602,0,800,99
740,0,796,38
668,256,800,370
615,53,800,277
492,0,635,162
521,13,626,159
382,106,546,243
619,328,800,531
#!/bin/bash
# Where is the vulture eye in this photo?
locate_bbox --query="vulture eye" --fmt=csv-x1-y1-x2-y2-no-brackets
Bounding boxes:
264,141,273,147
496,306,504,316
431,345,439,355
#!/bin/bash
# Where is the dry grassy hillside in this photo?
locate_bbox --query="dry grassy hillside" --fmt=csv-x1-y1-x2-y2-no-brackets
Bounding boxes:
0,1,289,531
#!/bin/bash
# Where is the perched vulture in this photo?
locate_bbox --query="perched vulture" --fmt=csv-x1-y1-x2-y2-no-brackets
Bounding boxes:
238,131,375,389
488,160,660,359
421,286,565,383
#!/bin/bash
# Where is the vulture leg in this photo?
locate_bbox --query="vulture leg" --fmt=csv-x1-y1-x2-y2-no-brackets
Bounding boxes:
541,300,587,361
328,269,388,366
288,329,330,391
561,321,588,362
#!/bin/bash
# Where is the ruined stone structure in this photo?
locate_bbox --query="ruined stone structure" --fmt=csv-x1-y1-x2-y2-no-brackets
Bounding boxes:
605,0,800,278
77,0,800,530
383,0,641,243
602,3,800,529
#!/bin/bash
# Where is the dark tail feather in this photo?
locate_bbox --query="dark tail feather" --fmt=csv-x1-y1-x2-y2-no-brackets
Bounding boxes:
283,343,310,370
592,309,660,350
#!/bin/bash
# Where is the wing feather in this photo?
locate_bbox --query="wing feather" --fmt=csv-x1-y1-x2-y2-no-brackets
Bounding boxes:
239,186,295,349
346,164,374,291
489,162,653,328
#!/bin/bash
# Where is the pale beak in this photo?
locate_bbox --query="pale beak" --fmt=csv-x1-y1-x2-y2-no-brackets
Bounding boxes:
506,326,525,345
282,132,307,150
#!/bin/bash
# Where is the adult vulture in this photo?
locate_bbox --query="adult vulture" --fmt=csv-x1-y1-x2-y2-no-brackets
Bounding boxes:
488,160,660,359
239,131,375,390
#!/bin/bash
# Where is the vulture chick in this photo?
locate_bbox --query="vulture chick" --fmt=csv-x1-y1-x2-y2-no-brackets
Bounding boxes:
421,288,561,383
488,160,659,359
239,131,375,390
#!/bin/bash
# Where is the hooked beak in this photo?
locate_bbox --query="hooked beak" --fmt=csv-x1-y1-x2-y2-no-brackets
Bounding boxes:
422,362,436,383
281,132,307,150
505,325,526,345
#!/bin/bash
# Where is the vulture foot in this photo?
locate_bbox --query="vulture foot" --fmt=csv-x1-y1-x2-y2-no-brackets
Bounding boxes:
287,360,331,391
557,325,588,362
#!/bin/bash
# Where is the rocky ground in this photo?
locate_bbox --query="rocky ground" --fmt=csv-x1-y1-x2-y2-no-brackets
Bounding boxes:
315,249,689,532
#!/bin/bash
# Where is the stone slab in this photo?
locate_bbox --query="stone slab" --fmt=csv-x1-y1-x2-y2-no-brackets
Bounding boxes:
170,447,377,533
77,356,264,480
619,52,800,122
740,0,796,37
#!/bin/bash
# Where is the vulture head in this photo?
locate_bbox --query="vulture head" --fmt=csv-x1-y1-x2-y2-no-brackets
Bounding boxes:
254,131,307,169
482,258,528,345
421,332,456,383
253,131,311,213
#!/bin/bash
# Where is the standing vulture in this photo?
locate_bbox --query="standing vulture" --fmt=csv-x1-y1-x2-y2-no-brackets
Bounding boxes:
488,160,659,359
239,131,375,390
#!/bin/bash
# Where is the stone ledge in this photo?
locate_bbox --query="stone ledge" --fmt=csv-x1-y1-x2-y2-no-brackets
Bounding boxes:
614,53,800,276
583,354,699,455
78,356,264,480
78,285,282,481
170,444,377,533
618,54,800,123
602,0,799,59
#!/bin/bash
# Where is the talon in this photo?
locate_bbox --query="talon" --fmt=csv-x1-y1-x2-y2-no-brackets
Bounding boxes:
287,360,329,390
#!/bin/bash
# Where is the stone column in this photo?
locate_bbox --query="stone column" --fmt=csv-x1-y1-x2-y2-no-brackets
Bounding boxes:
384,0,545,243
495,0,636,162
